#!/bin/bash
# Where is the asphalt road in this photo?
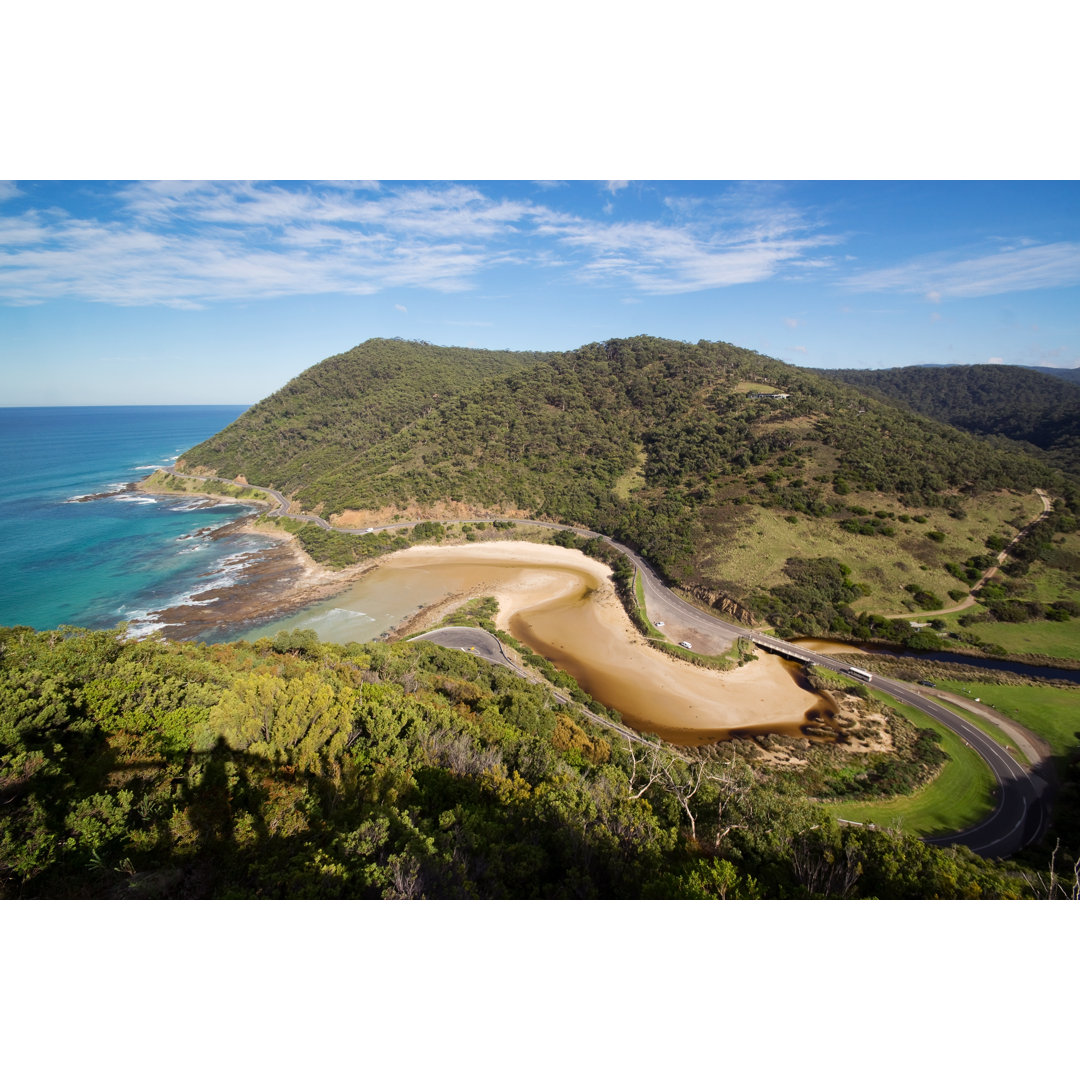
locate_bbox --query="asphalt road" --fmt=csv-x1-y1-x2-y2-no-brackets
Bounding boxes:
162,465,1052,858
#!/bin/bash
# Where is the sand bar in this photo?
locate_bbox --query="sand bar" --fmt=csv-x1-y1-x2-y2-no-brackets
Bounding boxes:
374,541,826,742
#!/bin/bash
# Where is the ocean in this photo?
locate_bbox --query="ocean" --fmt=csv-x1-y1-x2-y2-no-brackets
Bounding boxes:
0,405,280,637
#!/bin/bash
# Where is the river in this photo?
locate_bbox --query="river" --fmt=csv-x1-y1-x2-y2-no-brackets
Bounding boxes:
238,542,836,744
792,637,1080,685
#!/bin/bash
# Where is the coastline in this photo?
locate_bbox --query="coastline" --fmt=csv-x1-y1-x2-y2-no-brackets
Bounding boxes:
126,477,372,641
145,515,377,641
122,477,830,740
121,493,847,742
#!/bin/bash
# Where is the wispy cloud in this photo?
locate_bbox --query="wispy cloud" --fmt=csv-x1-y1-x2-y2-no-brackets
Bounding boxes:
394,303,407,313
0,181,21,202
844,242,1080,300
0,181,841,308
0,183,532,307
535,196,840,294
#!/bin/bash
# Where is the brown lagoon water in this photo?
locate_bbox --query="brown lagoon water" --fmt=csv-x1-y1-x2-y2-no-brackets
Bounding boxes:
242,545,834,744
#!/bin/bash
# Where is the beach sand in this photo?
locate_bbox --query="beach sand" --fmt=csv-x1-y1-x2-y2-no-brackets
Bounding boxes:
377,541,824,741
151,529,826,742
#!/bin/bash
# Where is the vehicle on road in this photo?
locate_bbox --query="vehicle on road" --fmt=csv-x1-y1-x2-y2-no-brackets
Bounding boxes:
918,679,936,688
678,641,693,650
848,666,873,682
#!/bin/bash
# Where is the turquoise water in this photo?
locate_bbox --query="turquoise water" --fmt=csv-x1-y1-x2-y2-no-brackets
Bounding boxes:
0,405,277,635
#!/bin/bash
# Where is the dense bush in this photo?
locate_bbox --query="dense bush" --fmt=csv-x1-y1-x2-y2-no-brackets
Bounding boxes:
0,624,1034,900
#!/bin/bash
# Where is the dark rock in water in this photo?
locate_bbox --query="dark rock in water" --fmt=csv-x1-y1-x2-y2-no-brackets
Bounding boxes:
67,482,136,502
147,538,340,642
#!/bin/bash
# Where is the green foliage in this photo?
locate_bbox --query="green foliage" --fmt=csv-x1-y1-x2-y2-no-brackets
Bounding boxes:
180,337,1059,606
411,521,445,542
751,557,862,637
268,516,411,568
0,623,1036,900
825,363,1080,478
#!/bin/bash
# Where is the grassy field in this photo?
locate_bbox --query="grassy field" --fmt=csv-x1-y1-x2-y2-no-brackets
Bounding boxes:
612,446,647,499
825,693,997,837
141,470,270,501
932,680,1080,757
948,617,1080,661
633,572,665,639
700,490,1040,615
928,532,1080,659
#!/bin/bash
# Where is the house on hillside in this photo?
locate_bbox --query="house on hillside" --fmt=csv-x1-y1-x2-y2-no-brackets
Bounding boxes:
747,392,790,400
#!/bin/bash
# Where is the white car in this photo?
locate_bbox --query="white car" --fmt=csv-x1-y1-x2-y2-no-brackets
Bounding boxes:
655,621,664,627
678,641,693,649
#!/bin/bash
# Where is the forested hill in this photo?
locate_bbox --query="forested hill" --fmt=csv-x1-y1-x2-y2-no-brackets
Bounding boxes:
1021,365,1080,388
183,338,554,495
183,337,1064,600
823,364,1080,477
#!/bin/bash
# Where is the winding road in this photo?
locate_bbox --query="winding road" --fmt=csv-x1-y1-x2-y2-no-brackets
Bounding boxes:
161,465,1053,858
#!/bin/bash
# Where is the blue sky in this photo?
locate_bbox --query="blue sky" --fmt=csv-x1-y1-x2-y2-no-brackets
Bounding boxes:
2,179,1078,405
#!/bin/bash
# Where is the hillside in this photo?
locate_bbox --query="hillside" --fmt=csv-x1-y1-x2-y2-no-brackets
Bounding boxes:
1022,365,1080,388
183,337,1072,637
823,364,1080,478
182,338,554,496
0,623,1037,899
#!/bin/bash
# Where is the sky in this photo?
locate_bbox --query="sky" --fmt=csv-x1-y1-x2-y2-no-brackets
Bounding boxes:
2,179,1078,405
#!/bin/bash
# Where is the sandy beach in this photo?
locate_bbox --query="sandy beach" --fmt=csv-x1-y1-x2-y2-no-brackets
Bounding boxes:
372,541,826,741
149,525,828,742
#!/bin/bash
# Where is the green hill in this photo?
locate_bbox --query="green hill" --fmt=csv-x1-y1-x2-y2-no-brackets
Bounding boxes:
183,336,1073,637
1021,365,1080,388
181,337,554,496
822,364,1080,478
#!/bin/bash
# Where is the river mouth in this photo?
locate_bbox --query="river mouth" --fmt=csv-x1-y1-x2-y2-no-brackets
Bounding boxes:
237,541,836,745
505,566,835,746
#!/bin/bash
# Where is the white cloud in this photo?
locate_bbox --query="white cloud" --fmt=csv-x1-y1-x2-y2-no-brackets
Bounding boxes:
783,316,800,328
988,356,1005,364
845,242,1080,300
0,183,527,306
930,311,943,323
792,345,808,353
0,181,21,202
604,181,629,194
537,208,840,294
0,181,843,308
319,180,381,192
395,303,407,313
